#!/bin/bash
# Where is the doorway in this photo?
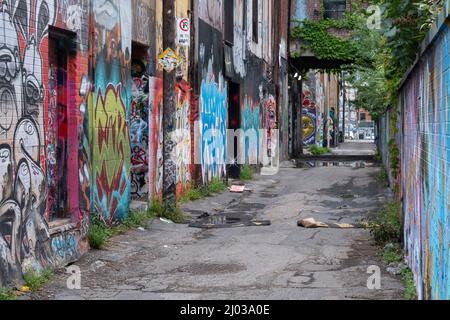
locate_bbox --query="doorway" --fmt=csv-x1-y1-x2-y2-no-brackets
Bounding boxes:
227,82,241,179
130,42,150,200
47,28,76,221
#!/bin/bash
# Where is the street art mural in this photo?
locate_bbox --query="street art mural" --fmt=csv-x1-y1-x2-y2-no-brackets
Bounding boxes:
148,76,163,196
302,85,318,146
0,0,55,285
200,59,228,183
0,0,91,286
47,58,68,221
130,59,150,200
400,21,450,300
233,0,246,78
242,96,261,164
91,0,132,222
264,95,277,159
175,81,191,191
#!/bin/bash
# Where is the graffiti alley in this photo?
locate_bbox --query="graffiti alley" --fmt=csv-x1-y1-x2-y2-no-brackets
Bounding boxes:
0,0,449,301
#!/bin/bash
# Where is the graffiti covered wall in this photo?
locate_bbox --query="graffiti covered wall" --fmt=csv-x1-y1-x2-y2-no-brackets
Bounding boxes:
0,0,91,286
198,18,228,183
399,15,450,300
90,0,132,222
301,71,325,147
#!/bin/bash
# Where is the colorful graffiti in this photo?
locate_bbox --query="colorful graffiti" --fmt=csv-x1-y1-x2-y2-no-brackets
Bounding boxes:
148,76,164,196
130,59,150,200
400,22,450,300
242,96,261,164
0,0,60,285
91,0,132,222
200,59,228,183
302,86,317,146
175,82,191,190
265,95,277,159
91,85,131,222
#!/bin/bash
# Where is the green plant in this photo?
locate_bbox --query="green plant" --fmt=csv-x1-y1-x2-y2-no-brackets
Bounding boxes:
207,178,227,193
159,205,185,224
179,188,204,203
383,244,403,264
179,179,227,204
308,145,331,156
124,210,153,228
368,201,402,245
23,268,54,292
149,198,164,216
378,167,390,188
291,13,362,63
402,268,418,300
0,287,16,300
88,216,112,250
240,165,254,181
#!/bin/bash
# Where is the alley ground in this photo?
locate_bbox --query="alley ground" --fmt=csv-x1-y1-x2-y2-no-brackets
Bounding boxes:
27,142,403,300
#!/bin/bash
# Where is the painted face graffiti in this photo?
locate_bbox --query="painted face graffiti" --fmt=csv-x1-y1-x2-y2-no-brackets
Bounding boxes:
0,0,56,286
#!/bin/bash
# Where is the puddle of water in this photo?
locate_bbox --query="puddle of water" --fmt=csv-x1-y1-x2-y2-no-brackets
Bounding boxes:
189,213,271,229
296,161,374,169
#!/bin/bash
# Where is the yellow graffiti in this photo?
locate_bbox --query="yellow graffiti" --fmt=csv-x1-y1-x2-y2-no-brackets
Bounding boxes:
303,116,315,139
90,85,131,189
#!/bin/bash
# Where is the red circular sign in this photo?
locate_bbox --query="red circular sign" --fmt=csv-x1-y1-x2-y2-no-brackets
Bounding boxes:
179,18,189,32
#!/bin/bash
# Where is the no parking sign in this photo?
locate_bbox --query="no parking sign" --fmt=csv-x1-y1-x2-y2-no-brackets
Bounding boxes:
176,18,190,46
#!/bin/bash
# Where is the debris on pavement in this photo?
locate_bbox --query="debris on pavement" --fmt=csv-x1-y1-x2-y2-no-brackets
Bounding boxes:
138,227,146,232
197,212,211,219
160,218,174,224
19,286,31,293
297,218,329,228
229,185,246,193
90,260,107,271
298,218,364,229
386,262,407,276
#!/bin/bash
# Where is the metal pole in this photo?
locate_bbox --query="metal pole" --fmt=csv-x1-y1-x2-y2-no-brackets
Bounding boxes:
162,0,177,212
342,72,346,142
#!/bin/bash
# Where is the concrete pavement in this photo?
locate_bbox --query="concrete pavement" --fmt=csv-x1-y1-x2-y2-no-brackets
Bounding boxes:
27,158,403,300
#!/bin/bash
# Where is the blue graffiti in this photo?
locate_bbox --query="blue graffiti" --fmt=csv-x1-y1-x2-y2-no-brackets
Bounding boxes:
242,96,261,164
200,67,228,183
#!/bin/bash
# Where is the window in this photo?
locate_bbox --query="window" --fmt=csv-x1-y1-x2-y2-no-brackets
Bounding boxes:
360,112,367,121
224,0,234,44
252,0,259,43
323,0,346,19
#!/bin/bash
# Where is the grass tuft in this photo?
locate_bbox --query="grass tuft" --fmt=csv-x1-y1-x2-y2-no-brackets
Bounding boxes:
239,165,254,181
159,205,185,224
308,145,331,156
383,244,403,264
89,207,157,249
367,201,402,245
378,167,390,188
402,268,418,300
0,287,16,300
179,178,227,203
23,268,54,292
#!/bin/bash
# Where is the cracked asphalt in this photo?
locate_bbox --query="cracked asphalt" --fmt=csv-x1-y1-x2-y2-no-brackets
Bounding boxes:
27,157,404,300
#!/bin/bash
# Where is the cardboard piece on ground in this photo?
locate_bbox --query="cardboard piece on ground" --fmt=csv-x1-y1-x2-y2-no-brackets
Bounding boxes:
230,185,246,193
